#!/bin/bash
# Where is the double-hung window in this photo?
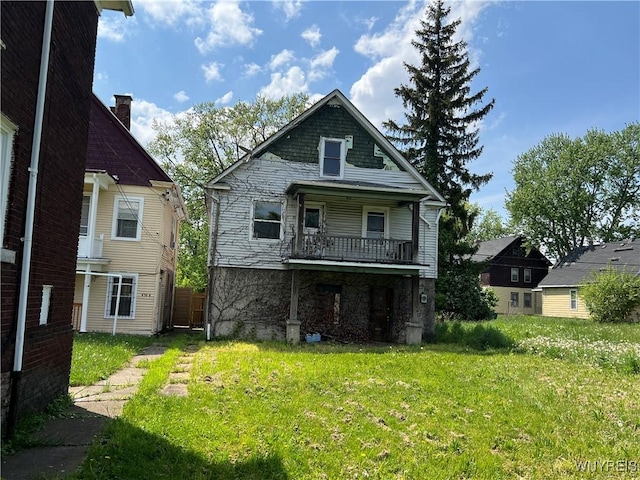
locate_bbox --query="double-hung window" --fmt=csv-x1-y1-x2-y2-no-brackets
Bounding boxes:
112,196,143,241
105,274,137,318
511,268,519,282
524,268,532,283
570,289,578,310
524,292,532,308
79,196,91,236
362,207,389,239
252,201,283,240
319,137,346,179
510,292,519,307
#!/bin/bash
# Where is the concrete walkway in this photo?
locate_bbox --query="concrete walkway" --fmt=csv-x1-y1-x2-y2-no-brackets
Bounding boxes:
1,344,167,480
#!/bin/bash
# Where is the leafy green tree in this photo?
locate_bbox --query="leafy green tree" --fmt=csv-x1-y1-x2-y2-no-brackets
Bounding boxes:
466,206,512,244
506,124,640,261
580,267,640,323
383,0,495,319
149,94,309,290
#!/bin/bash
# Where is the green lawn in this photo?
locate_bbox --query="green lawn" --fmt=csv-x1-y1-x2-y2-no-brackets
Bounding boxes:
70,332,158,386
69,316,639,479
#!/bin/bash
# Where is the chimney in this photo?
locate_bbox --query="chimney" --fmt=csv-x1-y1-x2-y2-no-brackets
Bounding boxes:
110,94,132,130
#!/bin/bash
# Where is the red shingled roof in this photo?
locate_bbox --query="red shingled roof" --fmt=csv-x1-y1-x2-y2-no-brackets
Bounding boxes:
86,93,172,186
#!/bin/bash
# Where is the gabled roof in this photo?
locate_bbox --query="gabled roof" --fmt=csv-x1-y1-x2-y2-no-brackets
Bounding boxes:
470,235,522,263
538,238,640,288
207,89,446,204
86,94,172,186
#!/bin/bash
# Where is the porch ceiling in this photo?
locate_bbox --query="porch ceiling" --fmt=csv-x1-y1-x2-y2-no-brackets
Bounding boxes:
284,258,426,275
285,180,433,202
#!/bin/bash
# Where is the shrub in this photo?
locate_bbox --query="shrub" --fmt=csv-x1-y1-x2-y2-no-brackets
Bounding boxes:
580,267,640,323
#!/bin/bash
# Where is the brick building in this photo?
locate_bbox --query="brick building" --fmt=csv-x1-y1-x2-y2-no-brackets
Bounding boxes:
1,0,133,432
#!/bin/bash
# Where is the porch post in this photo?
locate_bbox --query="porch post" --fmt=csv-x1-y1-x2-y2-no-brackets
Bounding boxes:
295,193,305,255
287,270,301,343
88,174,100,257
411,201,420,263
405,275,423,345
80,265,91,332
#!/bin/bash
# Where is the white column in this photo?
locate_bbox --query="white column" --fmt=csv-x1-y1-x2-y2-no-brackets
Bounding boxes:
87,174,100,257
80,265,91,332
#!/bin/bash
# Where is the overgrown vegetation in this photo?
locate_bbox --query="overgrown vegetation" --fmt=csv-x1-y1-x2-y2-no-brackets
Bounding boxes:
580,267,640,323
70,332,157,386
69,317,639,479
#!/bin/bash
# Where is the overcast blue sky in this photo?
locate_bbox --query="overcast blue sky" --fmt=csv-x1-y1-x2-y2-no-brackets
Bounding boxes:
93,0,640,219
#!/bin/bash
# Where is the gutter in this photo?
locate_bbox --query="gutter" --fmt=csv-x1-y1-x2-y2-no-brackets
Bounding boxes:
8,0,55,437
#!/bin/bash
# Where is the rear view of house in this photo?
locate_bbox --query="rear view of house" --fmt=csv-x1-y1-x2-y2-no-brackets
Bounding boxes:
206,90,446,344
471,235,551,314
537,238,639,320
73,94,187,336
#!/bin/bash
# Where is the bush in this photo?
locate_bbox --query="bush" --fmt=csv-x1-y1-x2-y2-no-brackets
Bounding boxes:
434,321,514,350
580,267,640,323
436,263,498,321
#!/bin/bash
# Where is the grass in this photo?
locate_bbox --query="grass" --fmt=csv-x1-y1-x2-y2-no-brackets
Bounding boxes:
69,332,157,386
69,317,639,480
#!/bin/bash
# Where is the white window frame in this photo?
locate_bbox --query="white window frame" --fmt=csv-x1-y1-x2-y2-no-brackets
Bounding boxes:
511,268,519,282
362,206,390,239
524,268,532,283
39,285,53,325
79,195,91,237
510,292,519,307
319,137,346,179
112,195,144,241
570,289,578,310
104,273,138,319
1,114,17,256
251,200,284,241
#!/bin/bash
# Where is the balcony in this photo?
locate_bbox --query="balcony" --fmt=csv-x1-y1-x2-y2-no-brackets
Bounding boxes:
77,234,104,259
290,234,414,264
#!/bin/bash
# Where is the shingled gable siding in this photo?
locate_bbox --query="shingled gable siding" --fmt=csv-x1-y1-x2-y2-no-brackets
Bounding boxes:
1,2,99,426
267,104,403,170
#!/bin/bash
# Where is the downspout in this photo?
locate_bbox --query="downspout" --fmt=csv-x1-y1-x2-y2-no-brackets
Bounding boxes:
205,189,220,341
8,0,55,437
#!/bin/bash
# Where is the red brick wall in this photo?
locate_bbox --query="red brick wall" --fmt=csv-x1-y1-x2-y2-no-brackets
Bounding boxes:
1,1,99,427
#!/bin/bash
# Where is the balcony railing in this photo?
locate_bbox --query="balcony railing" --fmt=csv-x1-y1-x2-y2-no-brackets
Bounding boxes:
291,234,414,264
77,235,104,259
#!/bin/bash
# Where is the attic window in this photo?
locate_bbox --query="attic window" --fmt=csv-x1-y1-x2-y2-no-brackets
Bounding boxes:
319,137,346,179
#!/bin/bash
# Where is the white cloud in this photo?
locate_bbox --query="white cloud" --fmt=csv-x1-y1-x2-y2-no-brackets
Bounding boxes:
259,66,308,100
97,15,133,42
129,98,178,148
201,62,224,83
174,91,190,103
308,47,339,82
350,0,494,129
194,0,263,53
273,0,303,21
136,0,205,28
301,25,321,47
216,91,234,105
244,63,262,77
269,49,296,71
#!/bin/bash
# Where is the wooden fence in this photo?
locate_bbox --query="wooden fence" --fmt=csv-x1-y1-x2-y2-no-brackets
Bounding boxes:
173,287,206,329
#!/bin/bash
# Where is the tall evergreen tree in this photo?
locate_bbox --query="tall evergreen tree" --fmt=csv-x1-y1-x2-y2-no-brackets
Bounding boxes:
384,0,496,319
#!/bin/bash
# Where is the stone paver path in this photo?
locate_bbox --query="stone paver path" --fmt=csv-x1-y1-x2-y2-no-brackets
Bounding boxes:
1,343,168,480
160,343,199,397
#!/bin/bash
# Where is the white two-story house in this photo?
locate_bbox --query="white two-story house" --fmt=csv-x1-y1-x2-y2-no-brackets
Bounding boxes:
205,90,446,344
74,94,186,335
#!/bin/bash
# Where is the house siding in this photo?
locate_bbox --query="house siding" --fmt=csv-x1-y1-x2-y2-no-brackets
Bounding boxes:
213,156,439,277
77,184,177,335
489,286,541,315
541,287,589,319
1,1,99,427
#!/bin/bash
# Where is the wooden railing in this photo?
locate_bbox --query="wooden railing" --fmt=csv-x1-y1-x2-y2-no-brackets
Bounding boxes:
71,303,82,331
291,234,414,264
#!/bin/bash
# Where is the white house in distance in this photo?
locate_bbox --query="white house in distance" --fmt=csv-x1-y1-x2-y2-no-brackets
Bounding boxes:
73,94,187,335
205,90,446,344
